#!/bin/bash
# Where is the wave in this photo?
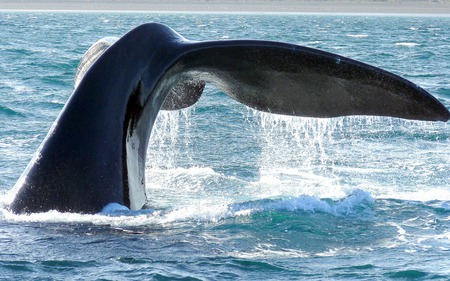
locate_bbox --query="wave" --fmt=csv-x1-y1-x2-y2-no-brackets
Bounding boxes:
227,189,374,217
0,105,24,117
385,270,443,279
0,189,374,226
4,189,450,235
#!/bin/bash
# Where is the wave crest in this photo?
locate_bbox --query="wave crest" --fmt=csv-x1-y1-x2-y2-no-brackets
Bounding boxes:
0,189,374,226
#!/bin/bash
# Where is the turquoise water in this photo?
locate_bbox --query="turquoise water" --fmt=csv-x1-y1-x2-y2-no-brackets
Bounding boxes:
1,11,450,280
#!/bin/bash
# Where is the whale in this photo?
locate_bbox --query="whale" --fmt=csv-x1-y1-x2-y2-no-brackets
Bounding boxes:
7,23,450,214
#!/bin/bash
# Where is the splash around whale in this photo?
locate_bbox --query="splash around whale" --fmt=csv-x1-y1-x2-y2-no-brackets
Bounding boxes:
6,23,450,214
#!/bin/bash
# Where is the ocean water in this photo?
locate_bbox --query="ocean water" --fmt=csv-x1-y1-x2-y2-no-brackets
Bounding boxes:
0,11,450,280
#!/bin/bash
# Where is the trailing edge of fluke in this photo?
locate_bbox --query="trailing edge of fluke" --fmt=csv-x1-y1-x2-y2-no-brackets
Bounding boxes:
7,23,450,214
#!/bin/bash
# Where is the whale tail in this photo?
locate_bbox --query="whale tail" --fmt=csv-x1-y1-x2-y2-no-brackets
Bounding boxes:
9,23,450,214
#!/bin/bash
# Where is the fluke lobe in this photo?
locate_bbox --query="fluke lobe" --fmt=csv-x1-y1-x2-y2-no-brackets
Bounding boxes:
8,23,450,214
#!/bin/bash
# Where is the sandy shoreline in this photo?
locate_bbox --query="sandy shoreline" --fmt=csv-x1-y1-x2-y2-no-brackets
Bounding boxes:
0,0,450,14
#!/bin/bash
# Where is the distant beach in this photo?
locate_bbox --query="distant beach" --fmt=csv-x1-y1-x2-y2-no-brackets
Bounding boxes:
0,0,450,14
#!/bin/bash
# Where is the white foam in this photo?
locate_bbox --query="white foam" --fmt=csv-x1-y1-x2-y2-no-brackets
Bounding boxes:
232,189,374,216
2,79,33,94
304,40,323,45
395,42,419,47
346,34,369,38
0,208,161,227
156,189,375,224
0,189,374,226
147,189,374,223
231,245,310,259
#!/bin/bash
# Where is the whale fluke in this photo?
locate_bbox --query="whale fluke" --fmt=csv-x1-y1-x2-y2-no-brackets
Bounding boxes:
8,23,450,214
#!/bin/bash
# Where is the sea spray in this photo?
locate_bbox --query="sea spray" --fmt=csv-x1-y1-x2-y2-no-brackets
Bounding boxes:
147,108,195,169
